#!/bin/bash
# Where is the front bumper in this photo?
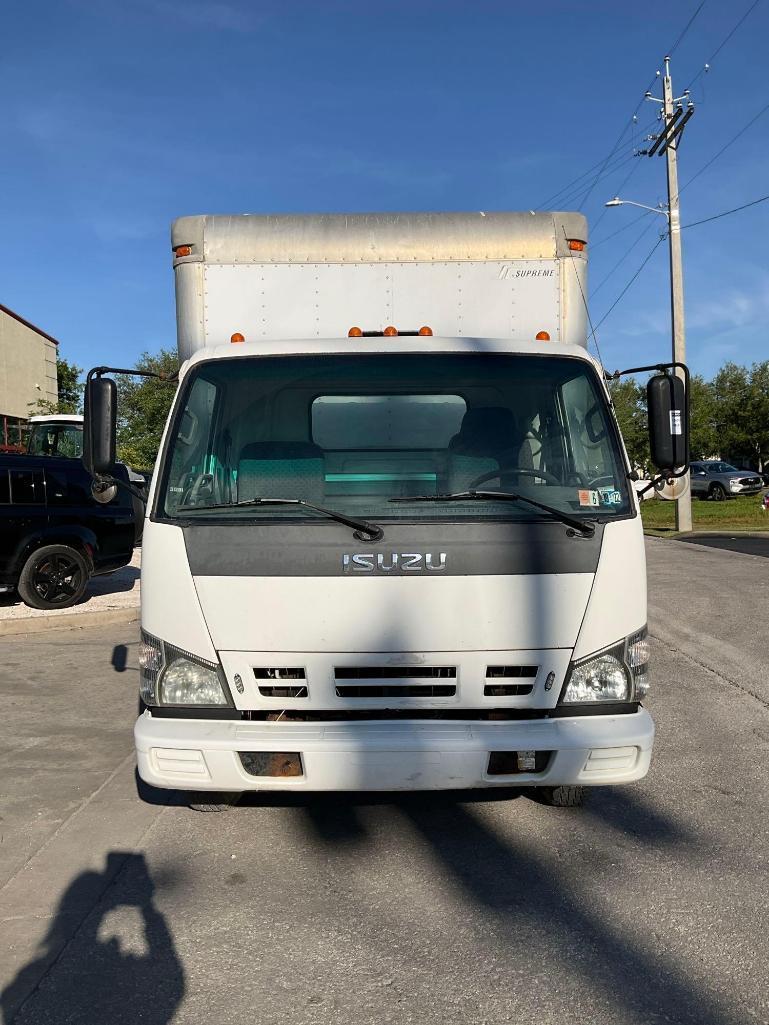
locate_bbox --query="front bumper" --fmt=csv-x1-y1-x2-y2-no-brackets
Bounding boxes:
135,709,654,792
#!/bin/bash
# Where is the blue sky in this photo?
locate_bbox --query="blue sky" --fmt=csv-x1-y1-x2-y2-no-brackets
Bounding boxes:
2,0,767,379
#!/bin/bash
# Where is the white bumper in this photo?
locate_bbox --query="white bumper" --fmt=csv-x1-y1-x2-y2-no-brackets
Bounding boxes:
135,710,654,792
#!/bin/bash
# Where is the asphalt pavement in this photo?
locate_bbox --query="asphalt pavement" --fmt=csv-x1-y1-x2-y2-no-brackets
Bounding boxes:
1,538,768,1025
676,532,769,558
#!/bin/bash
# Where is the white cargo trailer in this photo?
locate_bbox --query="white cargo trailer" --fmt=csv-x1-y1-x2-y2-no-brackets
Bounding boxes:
84,211,689,809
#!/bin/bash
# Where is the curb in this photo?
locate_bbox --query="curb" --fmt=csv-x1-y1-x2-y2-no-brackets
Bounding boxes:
0,606,140,637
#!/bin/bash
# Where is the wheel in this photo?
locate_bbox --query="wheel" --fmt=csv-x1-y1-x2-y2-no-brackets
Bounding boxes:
537,785,587,807
709,483,727,501
17,544,89,610
468,466,562,488
187,792,240,812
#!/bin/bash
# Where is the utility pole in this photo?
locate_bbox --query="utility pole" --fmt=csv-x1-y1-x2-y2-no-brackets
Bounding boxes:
648,57,693,531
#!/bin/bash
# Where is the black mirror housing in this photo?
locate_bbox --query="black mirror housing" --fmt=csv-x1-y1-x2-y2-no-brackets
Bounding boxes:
647,372,688,473
83,376,117,477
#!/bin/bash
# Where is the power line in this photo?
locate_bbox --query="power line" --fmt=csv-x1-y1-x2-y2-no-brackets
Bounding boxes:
680,192,769,229
680,99,769,193
536,148,637,210
553,154,638,211
684,0,764,90
590,236,665,338
669,0,708,55
591,208,654,249
578,0,707,211
590,218,659,297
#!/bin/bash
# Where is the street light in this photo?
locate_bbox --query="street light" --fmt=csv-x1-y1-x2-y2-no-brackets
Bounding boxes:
604,197,669,219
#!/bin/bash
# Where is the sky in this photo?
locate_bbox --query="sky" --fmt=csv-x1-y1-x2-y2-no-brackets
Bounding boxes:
2,0,768,380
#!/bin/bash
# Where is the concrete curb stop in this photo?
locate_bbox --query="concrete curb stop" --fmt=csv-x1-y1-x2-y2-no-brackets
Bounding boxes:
0,607,140,637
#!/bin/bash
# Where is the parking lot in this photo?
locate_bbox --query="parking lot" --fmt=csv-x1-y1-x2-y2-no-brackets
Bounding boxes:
1,536,768,1025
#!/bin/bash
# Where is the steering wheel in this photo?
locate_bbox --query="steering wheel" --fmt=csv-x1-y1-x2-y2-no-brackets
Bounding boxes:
468,466,562,488
583,474,615,489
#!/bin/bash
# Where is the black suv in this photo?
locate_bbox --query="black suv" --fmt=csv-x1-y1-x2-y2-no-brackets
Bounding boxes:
0,454,139,609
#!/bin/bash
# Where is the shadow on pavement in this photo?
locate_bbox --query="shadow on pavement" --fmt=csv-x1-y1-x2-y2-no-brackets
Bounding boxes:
1,852,184,1025
273,786,737,1025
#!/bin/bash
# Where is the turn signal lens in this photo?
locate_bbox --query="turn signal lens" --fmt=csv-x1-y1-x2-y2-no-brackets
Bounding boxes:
174,245,192,257
535,331,551,341
383,326,398,337
418,326,433,336
348,326,363,337
567,239,586,251
230,332,245,344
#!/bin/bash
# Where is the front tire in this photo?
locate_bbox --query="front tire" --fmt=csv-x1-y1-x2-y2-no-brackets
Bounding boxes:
537,785,587,807
709,483,727,501
17,544,89,610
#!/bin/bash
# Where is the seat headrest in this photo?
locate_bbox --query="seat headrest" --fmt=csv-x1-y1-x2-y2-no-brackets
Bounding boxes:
449,407,517,453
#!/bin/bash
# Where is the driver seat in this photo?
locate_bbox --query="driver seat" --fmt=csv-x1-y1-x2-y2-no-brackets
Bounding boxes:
446,407,520,492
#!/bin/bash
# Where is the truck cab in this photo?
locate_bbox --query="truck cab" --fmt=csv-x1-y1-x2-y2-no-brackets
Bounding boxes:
83,212,687,807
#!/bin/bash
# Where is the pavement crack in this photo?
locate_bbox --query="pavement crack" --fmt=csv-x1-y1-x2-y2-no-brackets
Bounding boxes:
650,631,769,712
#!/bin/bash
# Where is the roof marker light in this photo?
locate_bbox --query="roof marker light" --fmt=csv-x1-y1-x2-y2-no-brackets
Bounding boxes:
383,326,398,337
567,239,586,251
418,326,433,336
535,331,551,341
231,332,245,344
348,326,363,337
174,245,192,257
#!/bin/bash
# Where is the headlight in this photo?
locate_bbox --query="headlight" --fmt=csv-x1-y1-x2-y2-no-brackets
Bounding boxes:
562,627,650,704
139,632,231,707
562,646,630,703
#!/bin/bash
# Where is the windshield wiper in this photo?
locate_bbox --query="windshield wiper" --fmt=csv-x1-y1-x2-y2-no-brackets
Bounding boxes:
390,490,595,537
177,497,383,542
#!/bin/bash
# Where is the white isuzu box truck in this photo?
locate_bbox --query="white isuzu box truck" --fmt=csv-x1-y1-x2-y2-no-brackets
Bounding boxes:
84,212,689,809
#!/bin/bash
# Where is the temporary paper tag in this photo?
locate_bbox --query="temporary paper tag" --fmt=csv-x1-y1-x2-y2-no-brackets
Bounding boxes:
669,410,682,435
578,489,600,507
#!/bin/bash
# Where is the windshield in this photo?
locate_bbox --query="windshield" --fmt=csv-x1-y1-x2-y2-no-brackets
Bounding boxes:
158,353,631,524
27,422,83,458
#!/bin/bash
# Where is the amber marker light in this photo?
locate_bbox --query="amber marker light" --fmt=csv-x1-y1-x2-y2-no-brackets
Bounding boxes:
174,245,192,257
348,326,363,337
383,326,398,337
567,239,586,251
535,331,551,341
418,326,433,336
231,332,245,344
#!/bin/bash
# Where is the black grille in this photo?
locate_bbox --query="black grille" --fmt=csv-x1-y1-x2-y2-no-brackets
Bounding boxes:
484,684,534,697
253,668,305,680
258,685,308,698
486,666,538,678
335,684,456,698
334,667,456,680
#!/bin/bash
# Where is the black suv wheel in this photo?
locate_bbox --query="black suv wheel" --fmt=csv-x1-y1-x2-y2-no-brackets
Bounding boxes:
17,544,89,610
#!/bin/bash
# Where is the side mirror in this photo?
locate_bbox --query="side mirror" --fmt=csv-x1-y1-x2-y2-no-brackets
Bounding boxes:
83,376,117,477
647,372,688,473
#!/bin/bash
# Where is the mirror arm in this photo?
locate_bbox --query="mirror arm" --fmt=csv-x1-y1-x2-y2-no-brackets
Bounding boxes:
86,366,173,384
97,474,147,506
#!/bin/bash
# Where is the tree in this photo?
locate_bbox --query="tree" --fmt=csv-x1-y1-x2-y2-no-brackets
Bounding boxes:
28,355,83,416
710,361,769,470
116,349,179,470
688,374,718,460
609,378,649,473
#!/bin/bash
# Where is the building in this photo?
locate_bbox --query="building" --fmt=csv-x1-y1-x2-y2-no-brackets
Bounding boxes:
0,303,59,448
